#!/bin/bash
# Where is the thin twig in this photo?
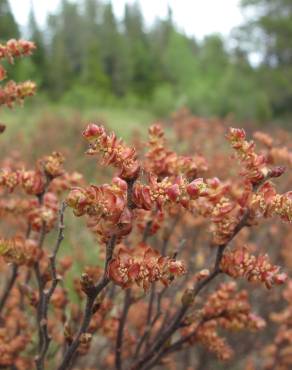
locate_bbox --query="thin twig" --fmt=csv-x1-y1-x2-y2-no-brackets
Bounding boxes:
0,223,32,313
115,289,132,370
161,214,180,256
0,264,18,313
35,202,67,370
132,206,252,370
57,234,117,370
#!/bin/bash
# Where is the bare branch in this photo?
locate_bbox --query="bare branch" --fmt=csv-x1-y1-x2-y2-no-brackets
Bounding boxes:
115,289,132,370
57,234,117,370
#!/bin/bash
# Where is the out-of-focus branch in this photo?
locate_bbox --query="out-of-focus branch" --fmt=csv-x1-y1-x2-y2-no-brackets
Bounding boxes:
35,201,67,370
115,289,132,370
0,264,18,313
57,234,117,370
133,175,272,370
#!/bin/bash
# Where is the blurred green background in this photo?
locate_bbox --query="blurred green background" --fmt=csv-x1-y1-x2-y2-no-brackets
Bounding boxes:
1,0,292,127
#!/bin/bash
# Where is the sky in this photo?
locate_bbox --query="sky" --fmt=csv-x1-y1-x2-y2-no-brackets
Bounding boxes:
9,0,244,40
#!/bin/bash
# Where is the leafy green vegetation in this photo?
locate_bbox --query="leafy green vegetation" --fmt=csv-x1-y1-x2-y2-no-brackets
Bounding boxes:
1,0,292,123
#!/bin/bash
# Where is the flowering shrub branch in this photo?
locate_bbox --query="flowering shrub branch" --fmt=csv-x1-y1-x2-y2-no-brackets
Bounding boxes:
0,39,36,108
0,39,291,370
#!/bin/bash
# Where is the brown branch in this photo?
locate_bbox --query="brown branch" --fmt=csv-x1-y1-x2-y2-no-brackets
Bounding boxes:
0,264,18,313
35,202,67,370
132,206,252,370
33,175,52,369
33,222,48,364
161,214,180,256
140,315,220,370
142,220,153,243
57,234,117,370
134,292,164,359
115,289,132,370
0,223,32,313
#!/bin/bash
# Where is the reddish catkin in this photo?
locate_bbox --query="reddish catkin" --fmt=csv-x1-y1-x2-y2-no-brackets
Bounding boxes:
108,243,186,290
0,39,36,108
220,246,287,288
0,39,36,62
82,123,140,180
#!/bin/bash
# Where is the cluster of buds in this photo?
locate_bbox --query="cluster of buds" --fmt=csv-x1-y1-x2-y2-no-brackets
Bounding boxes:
82,123,140,180
145,123,208,179
0,39,36,108
21,170,45,195
108,243,186,290
27,192,58,232
66,177,132,242
0,80,36,108
0,39,35,63
0,167,44,194
0,152,66,196
263,280,292,370
40,151,65,179
133,175,215,212
251,182,292,222
226,128,269,184
133,175,190,210
191,321,234,361
133,176,244,244
0,333,31,368
188,177,244,244
202,282,266,331
0,152,64,195
0,168,21,192
253,130,292,166
135,208,164,237
182,282,265,361
0,196,30,218
0,236,40,266
253,131,274,149
102,316,135,357
49,171,83,194
220,246,287,289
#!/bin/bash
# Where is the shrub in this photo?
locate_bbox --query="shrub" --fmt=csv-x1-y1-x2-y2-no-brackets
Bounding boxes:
0,40,292,370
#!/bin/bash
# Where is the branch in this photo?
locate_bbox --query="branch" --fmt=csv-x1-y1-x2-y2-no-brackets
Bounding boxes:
115,289,132,370
134,287,166,358
0,264,18,313
0,222,32,313
35,202,67,370
132,205,253,370
57,234,117,370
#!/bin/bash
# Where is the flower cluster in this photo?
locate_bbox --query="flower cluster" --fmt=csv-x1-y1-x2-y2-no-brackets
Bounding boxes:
145,123,208,179
67,177,132,242
251,182,292,222
0,329,31,368
108,243,186,290
41,151,65,179
226,127,269,184
0,39,36,62
0,40,36,108
0,236,40,266
82,123,140,180
27,192,59,232
262,280,292,370
0,80,36,108
182,282,265,361
0,151,65,195
201,282,266,331
220,246,287,288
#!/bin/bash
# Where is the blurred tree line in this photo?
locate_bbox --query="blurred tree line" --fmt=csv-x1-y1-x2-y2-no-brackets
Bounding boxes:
0,0,292,122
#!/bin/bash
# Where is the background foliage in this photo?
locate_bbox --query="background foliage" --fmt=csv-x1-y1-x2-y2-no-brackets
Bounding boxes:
1,0,292,124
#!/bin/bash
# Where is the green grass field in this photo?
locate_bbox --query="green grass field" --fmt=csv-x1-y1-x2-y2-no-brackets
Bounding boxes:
1,100,155,141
